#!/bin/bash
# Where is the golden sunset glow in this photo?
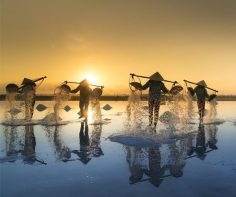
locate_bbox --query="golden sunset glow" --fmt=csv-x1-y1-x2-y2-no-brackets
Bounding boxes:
84,74,97,85
1,0,236,95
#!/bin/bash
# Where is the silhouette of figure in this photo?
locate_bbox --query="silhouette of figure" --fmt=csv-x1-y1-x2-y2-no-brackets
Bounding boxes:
73,122,91,164
19,79,36,120
142,72,169,127
71,79,92,119
144,146,166,187
193,80,209,122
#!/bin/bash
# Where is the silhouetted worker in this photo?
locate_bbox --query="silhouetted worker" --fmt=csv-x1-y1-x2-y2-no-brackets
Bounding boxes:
71,79,92,119
21,79,36,121
194,80,209,122
142,72,169,127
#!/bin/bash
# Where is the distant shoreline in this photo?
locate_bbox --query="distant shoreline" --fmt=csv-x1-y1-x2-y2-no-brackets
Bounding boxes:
0,94,236,101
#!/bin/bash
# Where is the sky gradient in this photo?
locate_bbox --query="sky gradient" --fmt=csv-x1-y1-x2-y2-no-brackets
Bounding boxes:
1,0,236,94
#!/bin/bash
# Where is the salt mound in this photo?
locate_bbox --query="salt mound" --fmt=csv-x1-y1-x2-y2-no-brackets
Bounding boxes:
64,105,72,112
103,104,112,111
36,104,47,112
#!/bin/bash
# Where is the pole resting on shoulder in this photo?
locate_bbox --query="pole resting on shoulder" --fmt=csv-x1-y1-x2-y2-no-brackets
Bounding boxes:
64,81,104,88
18,76,47,91
183,80,218,93
130,73,178,84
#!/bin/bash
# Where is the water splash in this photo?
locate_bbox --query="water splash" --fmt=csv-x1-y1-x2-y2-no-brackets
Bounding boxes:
22,87,36,121
206,98,217,121
126,91,144,130
53,87,71,118
5,92,22,120
164,93,195,132
41,86,71,125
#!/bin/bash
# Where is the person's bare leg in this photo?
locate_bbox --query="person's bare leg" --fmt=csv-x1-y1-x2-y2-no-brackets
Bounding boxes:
154,100,161,127
79,101,84,118
149,100,154,126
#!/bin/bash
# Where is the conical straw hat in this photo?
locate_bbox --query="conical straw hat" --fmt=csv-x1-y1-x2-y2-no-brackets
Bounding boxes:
80,79,89,87
197,80,207,87
149,72,164,81
21,78,34,85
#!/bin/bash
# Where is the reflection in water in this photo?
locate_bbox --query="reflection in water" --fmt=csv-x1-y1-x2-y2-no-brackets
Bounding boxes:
168,142,185,178
72,122,91,164
124,123,219,188
1,125,46,165
53,126,72,162
90,100,104,157
72,100,104,164
22,125,36,164
145,147,166,187
4,126,21,158
186,124,218,160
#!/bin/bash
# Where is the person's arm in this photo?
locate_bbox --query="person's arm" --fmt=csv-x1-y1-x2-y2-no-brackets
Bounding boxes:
71,85,80,93
161,82,169,93
142,80,150,90
193,86,198,96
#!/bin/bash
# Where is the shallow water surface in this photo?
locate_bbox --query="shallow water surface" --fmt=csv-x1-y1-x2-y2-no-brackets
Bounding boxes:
0,101,236,197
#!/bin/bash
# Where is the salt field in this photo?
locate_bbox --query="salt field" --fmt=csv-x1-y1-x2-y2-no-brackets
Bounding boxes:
0,100,236,197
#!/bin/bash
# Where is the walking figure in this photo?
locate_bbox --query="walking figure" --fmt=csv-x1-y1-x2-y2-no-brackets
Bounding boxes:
142,72,169,127
71,79,92,119
194,80,209,122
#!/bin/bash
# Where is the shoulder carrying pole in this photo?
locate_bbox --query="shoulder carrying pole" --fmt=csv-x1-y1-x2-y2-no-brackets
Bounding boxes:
130,73,177,84
18,76,47,90
183,80,218,93
64,81,104,88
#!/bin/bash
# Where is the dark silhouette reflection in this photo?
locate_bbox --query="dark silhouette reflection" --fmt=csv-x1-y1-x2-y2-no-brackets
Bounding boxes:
186,124,218,160
0,125,46,165
126,146,167,188
73,101,104,163
195,125,207,160
144,147,166,187
22,125,36,164
124,124,219,188
72,122,91,164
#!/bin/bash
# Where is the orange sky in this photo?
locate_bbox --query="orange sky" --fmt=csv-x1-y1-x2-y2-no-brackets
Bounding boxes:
1,0,236,94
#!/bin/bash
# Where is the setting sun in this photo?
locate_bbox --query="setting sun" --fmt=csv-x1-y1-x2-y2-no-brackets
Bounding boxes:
84,74,97,84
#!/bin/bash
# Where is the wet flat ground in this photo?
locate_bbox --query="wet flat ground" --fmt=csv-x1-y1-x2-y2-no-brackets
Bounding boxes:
0,101,236,197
